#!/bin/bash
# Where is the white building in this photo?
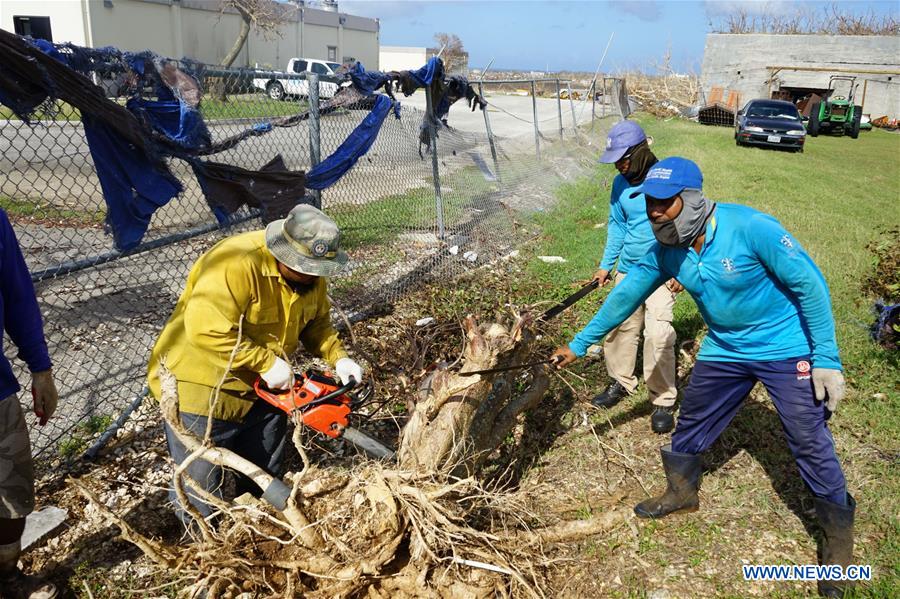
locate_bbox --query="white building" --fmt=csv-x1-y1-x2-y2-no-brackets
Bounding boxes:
379,45,427,71
0,0,380,70
379,44,468,74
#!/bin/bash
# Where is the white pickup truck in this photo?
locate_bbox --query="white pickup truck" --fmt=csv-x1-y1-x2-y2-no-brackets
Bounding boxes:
252,58,343,101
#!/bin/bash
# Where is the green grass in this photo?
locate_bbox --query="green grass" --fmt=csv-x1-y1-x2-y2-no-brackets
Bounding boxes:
333,165,498,250
58,414,114,459
1,195,105,224
200,94,308,120
0,99,81,121
512,115,900,592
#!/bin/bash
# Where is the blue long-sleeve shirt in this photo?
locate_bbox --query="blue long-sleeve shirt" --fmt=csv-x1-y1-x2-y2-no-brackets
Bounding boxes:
598,174,659,274
1,208,51,401
571,203,841,369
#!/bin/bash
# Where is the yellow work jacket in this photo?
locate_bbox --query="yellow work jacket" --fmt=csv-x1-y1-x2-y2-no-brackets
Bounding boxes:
147,230,348,422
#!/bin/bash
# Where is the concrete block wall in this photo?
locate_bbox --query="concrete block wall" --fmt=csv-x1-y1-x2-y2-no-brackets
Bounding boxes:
700,33,900,119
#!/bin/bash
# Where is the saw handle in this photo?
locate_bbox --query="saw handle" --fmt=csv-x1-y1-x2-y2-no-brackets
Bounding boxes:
308,376,358,407
253,377,290,406
254,376,358,410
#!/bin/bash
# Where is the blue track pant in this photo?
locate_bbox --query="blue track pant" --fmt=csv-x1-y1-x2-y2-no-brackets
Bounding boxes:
672,358,847,505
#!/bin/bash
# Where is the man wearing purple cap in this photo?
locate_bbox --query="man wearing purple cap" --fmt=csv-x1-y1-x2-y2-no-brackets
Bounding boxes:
551,157,854,597
591,120,680,433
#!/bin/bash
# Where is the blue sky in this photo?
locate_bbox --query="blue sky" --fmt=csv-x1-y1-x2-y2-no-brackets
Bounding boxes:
339,0,899,73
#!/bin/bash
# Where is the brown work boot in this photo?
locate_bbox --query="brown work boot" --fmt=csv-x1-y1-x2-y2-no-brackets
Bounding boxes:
0,541,58,599
634,444,701,518
815,494,856,598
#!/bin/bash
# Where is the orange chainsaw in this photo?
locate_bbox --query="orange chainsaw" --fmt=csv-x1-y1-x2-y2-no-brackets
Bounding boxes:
254,369,395,460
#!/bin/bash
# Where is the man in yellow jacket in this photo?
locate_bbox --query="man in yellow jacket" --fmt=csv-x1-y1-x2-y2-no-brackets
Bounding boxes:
148,204,362,522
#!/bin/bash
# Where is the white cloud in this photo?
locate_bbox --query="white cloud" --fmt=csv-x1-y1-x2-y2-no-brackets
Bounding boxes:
704,0,797,18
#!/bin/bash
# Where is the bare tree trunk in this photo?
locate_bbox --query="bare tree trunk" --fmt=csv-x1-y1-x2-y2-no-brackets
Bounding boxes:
221,15,251,68
214,13,251,101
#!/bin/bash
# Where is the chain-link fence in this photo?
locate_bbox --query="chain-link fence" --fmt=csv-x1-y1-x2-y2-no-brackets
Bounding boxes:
1,56,614,471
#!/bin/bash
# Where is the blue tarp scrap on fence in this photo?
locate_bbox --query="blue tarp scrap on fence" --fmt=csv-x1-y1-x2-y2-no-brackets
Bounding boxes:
83,115,183,251
346,62,401,118
0,33,417,247
127,94,210,151
409,57,441,87
306,94,396,190
347,61,391,95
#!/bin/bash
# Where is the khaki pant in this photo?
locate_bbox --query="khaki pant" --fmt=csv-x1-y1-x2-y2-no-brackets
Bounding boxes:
0,396,35,519
603,272,678,407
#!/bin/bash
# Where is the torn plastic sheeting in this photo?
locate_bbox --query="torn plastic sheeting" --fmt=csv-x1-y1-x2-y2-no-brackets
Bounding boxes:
191,155,307,225
127,96,210,151
408,56,442,87
83,115,183,251
306,94,396,190
347,61,392,96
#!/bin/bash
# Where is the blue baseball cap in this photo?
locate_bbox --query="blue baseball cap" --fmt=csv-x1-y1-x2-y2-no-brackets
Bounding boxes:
629,156,703,199
598,120,646,163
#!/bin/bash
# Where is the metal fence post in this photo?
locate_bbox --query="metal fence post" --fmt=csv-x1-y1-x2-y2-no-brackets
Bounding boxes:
478,81,501,185
591,80,596,131
601,78,608,118
307,72,322,208
424,84,446,239
567,80,577,132
555,78,563,139
531,80,540,161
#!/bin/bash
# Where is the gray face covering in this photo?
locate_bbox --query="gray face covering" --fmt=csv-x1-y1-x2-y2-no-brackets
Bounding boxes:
649,188,714,248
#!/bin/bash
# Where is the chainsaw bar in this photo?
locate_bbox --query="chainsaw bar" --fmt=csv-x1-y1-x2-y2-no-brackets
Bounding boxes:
342,427,396,460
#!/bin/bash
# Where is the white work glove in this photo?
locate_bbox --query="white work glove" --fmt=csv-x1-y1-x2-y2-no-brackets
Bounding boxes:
261,357,293,390
335,357,363,386
812,368,846,413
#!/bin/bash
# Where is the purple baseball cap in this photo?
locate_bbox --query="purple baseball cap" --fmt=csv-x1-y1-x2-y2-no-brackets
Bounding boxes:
598,120,647,163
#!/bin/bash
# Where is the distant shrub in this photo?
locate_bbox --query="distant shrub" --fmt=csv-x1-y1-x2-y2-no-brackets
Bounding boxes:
711,4,899,36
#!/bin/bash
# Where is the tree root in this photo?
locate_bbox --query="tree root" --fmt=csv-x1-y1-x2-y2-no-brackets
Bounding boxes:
75,312,628,597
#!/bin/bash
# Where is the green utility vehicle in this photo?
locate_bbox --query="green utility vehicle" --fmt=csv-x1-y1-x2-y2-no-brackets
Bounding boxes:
808,76,862,138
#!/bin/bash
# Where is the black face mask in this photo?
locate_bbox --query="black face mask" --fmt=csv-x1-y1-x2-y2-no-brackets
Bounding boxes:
650,219,682,247
622,141,658,185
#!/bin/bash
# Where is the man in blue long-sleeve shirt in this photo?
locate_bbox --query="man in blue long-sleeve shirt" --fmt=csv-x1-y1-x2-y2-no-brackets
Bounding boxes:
0,208,59,598
590,121,680,433
552,158,854,598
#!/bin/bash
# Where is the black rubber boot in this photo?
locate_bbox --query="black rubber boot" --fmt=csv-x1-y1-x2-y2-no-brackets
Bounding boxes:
634,444,701,518
815,494,856,598
591,381,629,408
650,405,676,433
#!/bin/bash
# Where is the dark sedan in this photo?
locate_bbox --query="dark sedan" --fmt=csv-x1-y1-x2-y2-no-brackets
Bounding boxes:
735,99,806,152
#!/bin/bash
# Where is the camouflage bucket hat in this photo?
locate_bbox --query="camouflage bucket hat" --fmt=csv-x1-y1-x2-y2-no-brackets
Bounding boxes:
265,204,349,277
